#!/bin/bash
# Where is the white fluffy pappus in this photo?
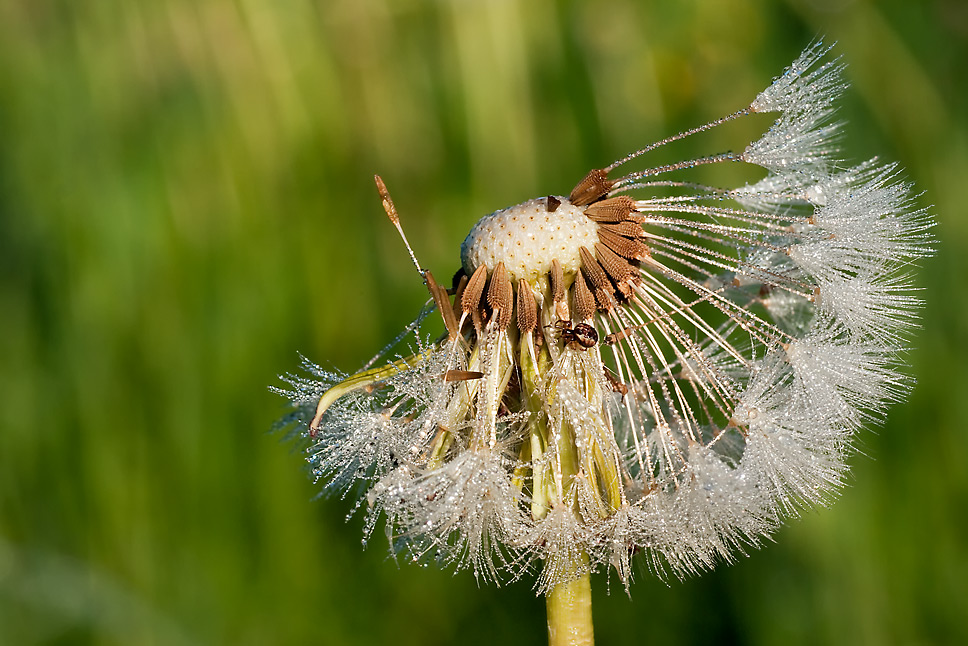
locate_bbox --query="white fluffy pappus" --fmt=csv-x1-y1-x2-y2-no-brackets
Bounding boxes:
275,41,933,594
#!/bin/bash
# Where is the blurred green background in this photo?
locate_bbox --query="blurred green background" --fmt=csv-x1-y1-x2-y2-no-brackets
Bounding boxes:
2,0,966,644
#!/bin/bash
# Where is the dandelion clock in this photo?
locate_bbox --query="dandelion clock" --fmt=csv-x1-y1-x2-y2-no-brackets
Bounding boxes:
274,43,933,646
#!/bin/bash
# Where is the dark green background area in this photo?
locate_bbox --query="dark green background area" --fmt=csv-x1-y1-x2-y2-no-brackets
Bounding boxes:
1,1,966,644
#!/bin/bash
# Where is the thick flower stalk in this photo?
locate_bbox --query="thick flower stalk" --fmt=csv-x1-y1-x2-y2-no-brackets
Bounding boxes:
275,43,932,644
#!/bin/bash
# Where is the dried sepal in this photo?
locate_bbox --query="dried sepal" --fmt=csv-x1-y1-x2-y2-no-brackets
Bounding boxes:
425,270,459,339
516,279,538,334
595,243,637,298
569,169,614,206
445,370,485,382
487,262,514,330
462,264,488,316
583,195,637,222
573,270,596,321
577,247,615,310
599,221,645,239
598,228,648,259
550,259,565,304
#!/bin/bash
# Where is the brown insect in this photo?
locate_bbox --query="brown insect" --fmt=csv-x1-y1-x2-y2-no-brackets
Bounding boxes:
554,320,599,350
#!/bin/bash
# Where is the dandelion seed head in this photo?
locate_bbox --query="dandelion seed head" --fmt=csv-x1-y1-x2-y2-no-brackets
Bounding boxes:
275,41,934,593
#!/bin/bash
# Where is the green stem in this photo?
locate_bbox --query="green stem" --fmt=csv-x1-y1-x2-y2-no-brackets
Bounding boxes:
546,557,594,646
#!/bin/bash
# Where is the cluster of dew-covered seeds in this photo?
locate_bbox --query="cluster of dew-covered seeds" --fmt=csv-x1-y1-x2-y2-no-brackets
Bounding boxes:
438,169,653,345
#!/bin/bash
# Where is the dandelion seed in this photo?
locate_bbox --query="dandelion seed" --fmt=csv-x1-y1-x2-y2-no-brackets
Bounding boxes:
274,42,933,645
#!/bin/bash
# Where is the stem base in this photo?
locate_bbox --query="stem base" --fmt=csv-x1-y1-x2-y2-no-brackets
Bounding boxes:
546,566,594,646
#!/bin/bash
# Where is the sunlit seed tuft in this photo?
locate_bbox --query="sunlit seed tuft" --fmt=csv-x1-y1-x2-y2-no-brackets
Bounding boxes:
275,41,934,593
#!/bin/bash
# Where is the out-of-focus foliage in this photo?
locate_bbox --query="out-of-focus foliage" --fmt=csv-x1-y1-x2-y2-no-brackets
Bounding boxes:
1,1,965,644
